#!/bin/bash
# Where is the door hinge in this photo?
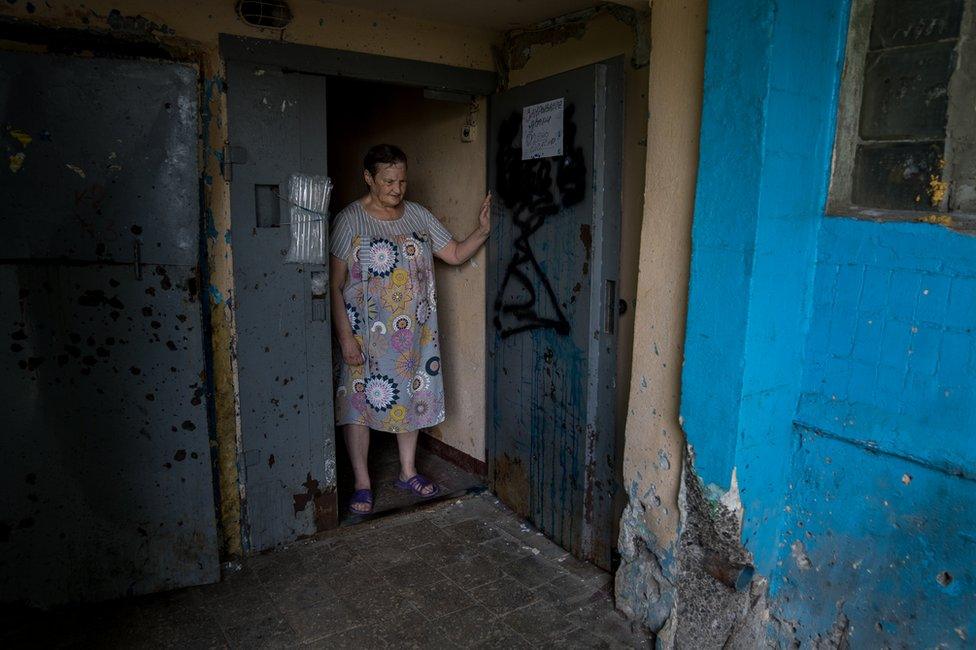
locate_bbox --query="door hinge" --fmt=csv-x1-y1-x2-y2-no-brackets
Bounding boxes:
221,144,248,182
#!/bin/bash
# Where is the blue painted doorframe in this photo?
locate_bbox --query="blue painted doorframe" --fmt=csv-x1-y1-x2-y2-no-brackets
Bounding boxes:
682,0,975,646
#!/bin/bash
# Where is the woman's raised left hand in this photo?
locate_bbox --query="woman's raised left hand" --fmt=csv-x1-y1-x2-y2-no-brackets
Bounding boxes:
478,192,492,236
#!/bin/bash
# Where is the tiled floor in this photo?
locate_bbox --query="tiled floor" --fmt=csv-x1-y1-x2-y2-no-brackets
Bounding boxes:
2,494,652,649
337,432,484,522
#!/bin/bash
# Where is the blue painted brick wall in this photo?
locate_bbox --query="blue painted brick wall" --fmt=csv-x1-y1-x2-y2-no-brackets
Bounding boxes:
684,0,976,644
797,217,976,474
776,430,975,648
782,214,976,647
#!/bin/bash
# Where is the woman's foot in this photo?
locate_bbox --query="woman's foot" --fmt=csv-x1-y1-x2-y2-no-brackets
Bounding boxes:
395,473,439,498
349,488,373,515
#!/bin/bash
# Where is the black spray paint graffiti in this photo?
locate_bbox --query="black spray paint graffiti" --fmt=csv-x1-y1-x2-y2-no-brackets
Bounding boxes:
493,104,586,339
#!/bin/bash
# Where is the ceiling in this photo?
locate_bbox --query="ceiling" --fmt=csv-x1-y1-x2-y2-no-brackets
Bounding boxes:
322,0,642,32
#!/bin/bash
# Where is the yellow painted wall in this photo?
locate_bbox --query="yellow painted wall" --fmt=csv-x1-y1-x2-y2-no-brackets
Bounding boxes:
327,78,487,460
621,0,707,547
0,0,496,70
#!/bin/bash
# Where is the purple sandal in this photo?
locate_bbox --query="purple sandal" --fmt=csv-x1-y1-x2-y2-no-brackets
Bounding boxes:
348,489,373,515
395,474,440,499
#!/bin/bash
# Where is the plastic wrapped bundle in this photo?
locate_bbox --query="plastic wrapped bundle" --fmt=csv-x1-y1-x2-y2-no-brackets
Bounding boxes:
284,173,333,265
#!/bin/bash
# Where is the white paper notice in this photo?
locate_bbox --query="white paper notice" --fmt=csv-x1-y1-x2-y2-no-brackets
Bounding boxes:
521,98,564,160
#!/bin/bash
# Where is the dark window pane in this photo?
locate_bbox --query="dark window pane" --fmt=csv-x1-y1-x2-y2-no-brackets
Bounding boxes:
859,41,955,140
852,141,945,211
869,0,964,49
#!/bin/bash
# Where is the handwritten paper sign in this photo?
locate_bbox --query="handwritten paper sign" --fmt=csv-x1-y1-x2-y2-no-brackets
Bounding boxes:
521,98,564,160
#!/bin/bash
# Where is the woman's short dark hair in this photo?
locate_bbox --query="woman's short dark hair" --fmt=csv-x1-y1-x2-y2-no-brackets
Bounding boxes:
364,144,407,176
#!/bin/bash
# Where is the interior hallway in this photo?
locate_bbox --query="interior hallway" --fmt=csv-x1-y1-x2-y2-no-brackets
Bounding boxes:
1,494,649,649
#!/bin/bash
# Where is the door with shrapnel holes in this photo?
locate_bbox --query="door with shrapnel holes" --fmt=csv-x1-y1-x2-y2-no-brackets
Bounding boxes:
225,60,336,552
0,50,219,604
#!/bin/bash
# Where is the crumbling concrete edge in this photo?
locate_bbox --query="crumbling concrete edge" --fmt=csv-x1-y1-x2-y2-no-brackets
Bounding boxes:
614,461,683,645
616,444,790,648
494,2,651,89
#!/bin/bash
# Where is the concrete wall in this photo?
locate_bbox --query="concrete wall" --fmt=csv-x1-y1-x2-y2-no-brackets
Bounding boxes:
785,217,976,647
621,0,975,646
327,78,487,460
614,0,707,635
0,0,496,554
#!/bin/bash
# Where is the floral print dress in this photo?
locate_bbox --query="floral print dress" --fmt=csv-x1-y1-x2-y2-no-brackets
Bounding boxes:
330,200,453,433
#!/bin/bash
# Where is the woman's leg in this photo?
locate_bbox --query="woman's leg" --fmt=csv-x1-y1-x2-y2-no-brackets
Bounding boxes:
344,423,371,498
395,430,436,496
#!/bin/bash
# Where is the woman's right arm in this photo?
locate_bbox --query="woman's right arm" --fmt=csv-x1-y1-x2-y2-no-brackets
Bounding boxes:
330,255,364,366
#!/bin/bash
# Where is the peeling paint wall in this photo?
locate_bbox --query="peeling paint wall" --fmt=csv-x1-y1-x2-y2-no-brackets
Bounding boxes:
663,0,855,643
622,0,976,646
0,0,498,555
199,51,244,558
0,1,496,70
679,0,851,574
614,0,707,638
327,78,487,460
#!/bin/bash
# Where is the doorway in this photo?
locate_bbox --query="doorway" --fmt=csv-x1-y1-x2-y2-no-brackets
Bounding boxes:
223,37,495,540
222,36,624,564
326,76,489,522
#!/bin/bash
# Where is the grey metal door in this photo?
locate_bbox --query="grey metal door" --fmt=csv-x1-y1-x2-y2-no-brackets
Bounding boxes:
0,51,218,605
487,59,623,569
225,61,335,552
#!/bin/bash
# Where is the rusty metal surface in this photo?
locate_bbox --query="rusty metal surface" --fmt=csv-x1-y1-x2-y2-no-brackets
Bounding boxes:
225,60,336,552
486,60,622,569
0,51,218,605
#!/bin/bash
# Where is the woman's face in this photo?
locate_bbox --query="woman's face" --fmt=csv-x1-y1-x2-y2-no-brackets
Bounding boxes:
365,162,407,208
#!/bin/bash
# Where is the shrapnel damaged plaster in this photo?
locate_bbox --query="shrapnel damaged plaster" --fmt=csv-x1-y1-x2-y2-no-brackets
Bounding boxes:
625,0,976,646
200,56,245,558
495,2,650,88
613,0,707,643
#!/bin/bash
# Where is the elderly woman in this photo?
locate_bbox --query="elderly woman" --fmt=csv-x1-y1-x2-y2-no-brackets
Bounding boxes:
330,144,491,515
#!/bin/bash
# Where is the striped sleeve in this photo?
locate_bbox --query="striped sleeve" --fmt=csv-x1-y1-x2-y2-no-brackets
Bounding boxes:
422,205,454,252
330,210,352,261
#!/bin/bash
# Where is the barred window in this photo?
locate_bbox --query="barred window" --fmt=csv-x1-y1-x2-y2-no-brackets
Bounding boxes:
828,0,976,226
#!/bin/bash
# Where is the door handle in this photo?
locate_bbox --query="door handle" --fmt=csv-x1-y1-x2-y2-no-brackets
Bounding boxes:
605,279,616,334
